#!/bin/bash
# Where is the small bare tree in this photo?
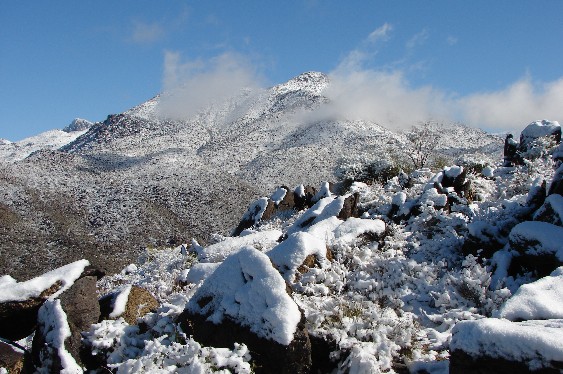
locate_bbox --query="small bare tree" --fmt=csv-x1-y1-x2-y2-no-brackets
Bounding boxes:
405,122,443,169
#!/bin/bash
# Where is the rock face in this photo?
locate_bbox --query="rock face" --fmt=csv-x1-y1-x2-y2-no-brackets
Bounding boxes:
99,285,159,325
178,247,312,373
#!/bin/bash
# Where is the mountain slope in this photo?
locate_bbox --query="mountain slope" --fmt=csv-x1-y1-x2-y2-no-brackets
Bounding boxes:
0,72,503,280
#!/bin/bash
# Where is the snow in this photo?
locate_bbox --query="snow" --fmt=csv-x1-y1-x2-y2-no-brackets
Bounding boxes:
270,187,287,205
0,259,89,303
451,318,563,370
195,229,282,263
444,165,463,178
184,263,220,284
37,299,82,373
267,232,329,282
240,197,269,226
482,165,494,178
186,247,302,345
109,285,133,318
497,267,563,321
509,221,563,259
312,181,332,202
0,129,88,162
333,217,386,245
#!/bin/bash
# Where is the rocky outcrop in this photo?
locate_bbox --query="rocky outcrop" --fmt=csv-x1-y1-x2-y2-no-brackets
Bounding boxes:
178,247,312,373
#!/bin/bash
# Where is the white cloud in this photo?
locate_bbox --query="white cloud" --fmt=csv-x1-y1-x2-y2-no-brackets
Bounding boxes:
157,51,265,120
459,77,563,132
333,23,393,74
130,20,165,44
406,29,429,50
446,36,458,46
368,23,393,44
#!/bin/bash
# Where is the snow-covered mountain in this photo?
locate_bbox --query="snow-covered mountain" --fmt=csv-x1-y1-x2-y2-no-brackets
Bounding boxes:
0,72,502,280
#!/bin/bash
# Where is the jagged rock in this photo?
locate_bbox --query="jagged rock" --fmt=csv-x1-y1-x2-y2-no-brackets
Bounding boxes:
337,192,360,220
178,247,312,373
0,281,62,341
58,275,101,367
440,166,472,199
99,285,159,325
0,260,96,341
533,194,563,226
503,133,521,166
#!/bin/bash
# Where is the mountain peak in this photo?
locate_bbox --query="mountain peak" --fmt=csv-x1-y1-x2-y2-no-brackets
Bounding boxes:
63,118,94,133
273,71,329,96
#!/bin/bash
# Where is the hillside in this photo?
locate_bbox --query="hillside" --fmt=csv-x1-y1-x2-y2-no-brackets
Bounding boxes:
0,72,501,280
1,120,561,373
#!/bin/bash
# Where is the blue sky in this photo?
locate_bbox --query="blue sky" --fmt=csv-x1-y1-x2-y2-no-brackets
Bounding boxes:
1,1,562,141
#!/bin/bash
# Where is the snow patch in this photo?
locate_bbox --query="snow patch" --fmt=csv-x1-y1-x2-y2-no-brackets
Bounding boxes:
0,259,89,303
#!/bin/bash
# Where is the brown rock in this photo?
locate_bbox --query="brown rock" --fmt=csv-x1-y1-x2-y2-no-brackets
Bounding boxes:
338,193,360,220
0,341,28,373
99,285,159,325
59,275,101,367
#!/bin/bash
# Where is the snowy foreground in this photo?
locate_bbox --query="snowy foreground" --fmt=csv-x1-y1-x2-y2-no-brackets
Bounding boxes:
2,125,563,373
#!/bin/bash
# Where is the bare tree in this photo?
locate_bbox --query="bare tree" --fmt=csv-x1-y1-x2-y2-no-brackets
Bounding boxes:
405,122,443,169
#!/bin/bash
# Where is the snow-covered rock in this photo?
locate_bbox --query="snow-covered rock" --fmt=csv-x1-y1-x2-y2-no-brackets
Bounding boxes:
179,247,311,372
195,229,282,263
509,221,563,260
519,119,561,150
497,267,563,321
450,318,563,372
267,232,330,283
533,193,563,226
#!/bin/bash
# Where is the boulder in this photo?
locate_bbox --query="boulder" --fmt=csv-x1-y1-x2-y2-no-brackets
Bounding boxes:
450,318,563,373
519,119,562,152
533,194,563,226
178,247,312,373
58,275,101,367
526,178,547,211
267,232,331,283
99,285,159,325
548,164,563,196
508,221,563,276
